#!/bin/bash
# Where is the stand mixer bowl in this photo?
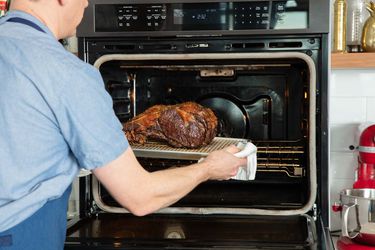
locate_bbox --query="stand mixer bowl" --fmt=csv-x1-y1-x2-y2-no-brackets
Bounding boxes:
340,188,375,245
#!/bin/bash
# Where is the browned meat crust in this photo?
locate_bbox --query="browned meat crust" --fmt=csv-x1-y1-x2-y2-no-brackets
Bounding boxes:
123,102,218,148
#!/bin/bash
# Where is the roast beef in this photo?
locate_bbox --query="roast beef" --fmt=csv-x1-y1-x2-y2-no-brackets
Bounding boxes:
123,102,218,148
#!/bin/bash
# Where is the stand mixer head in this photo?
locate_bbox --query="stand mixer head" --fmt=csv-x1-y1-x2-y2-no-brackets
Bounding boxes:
353,124,375,189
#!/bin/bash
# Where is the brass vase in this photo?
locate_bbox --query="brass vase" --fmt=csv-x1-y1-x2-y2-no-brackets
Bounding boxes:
362,1,375,52
333,0,347,52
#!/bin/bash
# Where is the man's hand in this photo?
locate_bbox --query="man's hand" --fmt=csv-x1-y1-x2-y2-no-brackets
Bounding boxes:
200,145,247,181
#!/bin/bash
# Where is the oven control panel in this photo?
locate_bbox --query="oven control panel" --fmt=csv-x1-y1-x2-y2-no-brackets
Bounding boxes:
94,1,309,32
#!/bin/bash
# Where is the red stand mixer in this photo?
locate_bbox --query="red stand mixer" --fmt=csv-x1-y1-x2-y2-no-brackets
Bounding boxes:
336,124,375,250
353,124,375,189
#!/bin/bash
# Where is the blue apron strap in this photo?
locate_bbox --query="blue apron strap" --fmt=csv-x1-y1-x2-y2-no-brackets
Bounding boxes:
7,17,46,33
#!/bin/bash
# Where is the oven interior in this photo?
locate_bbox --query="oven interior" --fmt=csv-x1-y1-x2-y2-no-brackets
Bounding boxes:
97,56,311,210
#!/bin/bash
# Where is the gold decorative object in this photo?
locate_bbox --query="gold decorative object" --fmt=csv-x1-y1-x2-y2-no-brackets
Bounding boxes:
362,1,375,52
333,0,347,53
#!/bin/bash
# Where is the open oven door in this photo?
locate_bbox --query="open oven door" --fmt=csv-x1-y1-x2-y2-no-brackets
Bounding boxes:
65,213,335,250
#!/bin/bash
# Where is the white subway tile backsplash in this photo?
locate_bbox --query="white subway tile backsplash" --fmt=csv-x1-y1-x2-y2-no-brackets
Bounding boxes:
330,123,360,152
329,97,366,124
331,70,375,97
328,70,375,230
329,152,357,179
366,98,375,121
330,207,342,232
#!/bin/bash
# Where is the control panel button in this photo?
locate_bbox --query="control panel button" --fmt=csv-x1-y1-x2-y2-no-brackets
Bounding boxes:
96,2,291,32
277,4,285,11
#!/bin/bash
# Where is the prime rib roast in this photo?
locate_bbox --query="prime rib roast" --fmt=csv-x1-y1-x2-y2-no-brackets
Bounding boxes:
123,102,218,148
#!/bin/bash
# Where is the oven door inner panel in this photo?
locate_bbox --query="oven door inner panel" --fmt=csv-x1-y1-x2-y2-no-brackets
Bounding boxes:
66,214,317,250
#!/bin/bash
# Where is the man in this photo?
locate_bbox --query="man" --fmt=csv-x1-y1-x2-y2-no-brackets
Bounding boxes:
0,0,246,249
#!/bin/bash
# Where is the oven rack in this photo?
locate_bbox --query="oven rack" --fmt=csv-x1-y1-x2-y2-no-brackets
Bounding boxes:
131,137,247,160
130,137,305,159
131,138,306,178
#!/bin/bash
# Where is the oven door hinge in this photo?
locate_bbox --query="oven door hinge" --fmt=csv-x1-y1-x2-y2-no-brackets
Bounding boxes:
89,201,100,217
312,204,318,221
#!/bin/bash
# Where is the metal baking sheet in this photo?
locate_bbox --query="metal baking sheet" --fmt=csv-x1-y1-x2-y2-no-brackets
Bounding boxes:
130,137,247,160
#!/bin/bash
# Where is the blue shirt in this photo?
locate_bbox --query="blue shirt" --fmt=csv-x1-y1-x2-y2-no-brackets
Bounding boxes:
0,11,129,232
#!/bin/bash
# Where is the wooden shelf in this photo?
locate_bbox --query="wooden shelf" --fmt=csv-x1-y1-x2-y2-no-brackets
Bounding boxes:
331,52,375,69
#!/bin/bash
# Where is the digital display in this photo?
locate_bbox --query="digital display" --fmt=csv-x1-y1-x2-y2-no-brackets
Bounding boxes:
173,6,228,26
270,1,309,29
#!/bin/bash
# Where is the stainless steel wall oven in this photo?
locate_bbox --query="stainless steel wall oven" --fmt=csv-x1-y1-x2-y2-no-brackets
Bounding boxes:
65,0,331,249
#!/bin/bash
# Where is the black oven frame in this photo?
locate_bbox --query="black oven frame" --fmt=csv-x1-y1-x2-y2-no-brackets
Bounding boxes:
66,34,330,249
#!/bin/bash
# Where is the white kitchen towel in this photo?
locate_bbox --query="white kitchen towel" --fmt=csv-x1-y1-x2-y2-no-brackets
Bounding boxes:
232,141,257,181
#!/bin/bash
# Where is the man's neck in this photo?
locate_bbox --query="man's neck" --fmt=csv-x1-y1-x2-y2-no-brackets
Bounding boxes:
10,4,59,39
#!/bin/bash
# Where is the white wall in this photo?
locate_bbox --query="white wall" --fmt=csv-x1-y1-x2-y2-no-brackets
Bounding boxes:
329,69,375,230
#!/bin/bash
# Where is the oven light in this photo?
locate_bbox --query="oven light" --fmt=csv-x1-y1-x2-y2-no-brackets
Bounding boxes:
113,242,122,247
164,225,186,239
304,92,308,99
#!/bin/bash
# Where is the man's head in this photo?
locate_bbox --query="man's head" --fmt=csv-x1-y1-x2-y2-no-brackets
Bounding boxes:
10,0,89,39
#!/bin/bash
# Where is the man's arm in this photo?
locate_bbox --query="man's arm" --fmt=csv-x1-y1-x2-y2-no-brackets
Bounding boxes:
93,145,246,216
